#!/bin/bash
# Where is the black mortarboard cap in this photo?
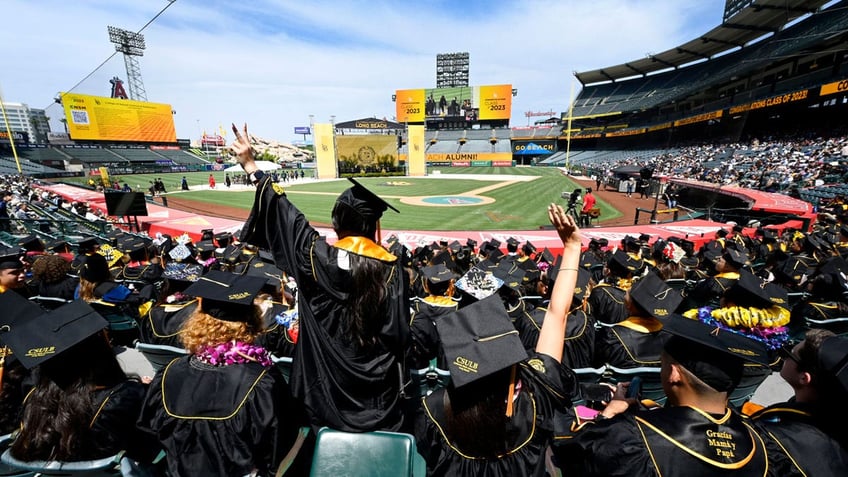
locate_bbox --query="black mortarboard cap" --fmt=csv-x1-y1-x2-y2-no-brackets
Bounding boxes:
607,249,641,276
724,270,773,309
487,248,504,262
0,247,24,270
429,251,455,270
47,239,70,253
629,272,683,319
0,300,108,369
245,259,285,290
76,237,99,252
762,228,779,241
195,240,217,254
522,241,537,255
421,263,458,285
818,336,848,394
622,235,641,252
664,315,770,385
466,238,478,250
214,232,233,248
448,240,462,253
774,257,809,285
184,270,265,322
763,282,789,308
722,248,748,269
580,252,602,270
638,233,651,243
506,237,519,248
17,235,44,252
816,256,848,277
436,294,527,388
488,238,502,250
536,248,555,264
79,253,111,283
493,263,525,293
335,177,400,223
548,261,591,299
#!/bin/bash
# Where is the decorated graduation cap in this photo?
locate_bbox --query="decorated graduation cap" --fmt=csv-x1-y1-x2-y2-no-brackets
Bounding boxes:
456,266,504,301
436,294,527,389
162,262,204,284
0,247,24,270
663,315,770,392
629,272,683,319
0,300,108,369
818,336,848,394
184,270,265,322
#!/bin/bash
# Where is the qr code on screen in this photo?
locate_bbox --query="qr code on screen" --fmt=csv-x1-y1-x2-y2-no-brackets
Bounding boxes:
71,110,89,125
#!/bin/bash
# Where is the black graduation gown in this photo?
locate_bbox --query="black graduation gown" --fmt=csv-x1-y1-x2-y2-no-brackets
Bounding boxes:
91,380,160,462
555,406,769,476
415,353,577,477
587,283,628,325
686,273,739,309
137,356,301,477
138,300,197,347
407,296,458,370
241,176,410,432
594,316,666,368
750,402,848,476
515,305,595,369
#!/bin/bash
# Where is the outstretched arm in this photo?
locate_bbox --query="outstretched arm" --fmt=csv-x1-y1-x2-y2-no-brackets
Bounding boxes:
536,203,582,362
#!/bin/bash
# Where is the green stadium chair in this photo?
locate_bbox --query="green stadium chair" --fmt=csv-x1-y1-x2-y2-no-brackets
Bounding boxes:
133,341,188,372
271,355,293,383
804,316,848,337
0,435,32,476
0,447,124,476
605,365,667,406
407,358,451,398
309,428,416,477
728,363,772,409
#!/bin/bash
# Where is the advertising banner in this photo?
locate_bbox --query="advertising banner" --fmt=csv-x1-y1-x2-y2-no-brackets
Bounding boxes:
407,125,426,176
820,80,848,97
294,126,311,135
427,152,512,162
476,84,512,120
395,89,426,123
313,123,337,179
61,92,176,143
512,140,555,155
0,130,28,144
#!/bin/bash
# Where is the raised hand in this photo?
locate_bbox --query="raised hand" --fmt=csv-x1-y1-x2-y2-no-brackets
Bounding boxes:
229,123,256,173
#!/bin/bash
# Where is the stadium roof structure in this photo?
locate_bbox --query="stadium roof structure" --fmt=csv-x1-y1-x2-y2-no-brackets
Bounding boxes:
575,0,833,85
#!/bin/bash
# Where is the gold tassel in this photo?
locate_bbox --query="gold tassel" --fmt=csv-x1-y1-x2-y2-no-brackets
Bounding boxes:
505,364,517,418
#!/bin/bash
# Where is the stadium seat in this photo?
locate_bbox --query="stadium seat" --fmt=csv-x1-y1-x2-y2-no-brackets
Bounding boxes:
0,440,125,476
28,295,72,311
728,364,772,409
133,341,188,372
271,355,293,383
0,435,31,477
604,365,667,406
309,428,417,477
804,316,848,337
407,359,451,398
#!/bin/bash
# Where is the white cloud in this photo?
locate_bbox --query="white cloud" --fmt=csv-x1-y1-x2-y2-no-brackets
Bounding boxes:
4,0,724,141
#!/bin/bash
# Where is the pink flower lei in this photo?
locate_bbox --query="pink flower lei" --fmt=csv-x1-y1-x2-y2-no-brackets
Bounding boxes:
195,340,273,367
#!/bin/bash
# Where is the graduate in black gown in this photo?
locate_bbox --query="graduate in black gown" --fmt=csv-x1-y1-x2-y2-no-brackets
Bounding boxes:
137,271,306,476
3,300,157,465
414,204,580,477
233,125,410,433
747,329,848,475
555,317,772,476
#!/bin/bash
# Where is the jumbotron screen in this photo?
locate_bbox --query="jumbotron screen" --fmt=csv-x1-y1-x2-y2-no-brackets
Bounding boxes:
395,84,512,123
61,92,177,143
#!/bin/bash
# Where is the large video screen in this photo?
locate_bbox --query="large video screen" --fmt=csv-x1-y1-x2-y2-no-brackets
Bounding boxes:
61,92,177,143
396,84,512,123
336,135,398,168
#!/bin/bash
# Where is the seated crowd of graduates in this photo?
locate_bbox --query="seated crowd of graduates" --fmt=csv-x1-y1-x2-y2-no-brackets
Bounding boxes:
0,140,845,475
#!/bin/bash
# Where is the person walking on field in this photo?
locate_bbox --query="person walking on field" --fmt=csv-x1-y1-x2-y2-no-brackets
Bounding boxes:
626,178,634,197
208,174,216,189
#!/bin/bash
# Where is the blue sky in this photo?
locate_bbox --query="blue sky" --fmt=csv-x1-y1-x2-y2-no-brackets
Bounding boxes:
3,0,726,143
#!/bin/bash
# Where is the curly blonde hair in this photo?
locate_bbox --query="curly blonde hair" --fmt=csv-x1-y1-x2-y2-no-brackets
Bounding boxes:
179,301,264,353
77,278,97,303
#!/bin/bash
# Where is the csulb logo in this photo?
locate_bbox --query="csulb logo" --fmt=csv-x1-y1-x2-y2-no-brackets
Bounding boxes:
454,356,479,373
26,346,56,358
228,291,251,300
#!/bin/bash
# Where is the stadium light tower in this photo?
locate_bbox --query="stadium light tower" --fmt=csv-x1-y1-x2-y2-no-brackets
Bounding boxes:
108,26,148,101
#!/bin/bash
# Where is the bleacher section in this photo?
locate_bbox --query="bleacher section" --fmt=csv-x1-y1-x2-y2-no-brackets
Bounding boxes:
109,148,167,163
152,149,209,165
61,148,129,165
572,3,848,118
0,155,66,175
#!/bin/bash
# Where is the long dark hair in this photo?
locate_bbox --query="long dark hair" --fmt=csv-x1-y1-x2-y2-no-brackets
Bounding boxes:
347,253,390,348
11,332,127,461
442,367,514,458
